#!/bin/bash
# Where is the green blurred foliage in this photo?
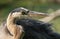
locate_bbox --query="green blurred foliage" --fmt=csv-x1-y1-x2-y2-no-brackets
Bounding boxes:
0,0,60,33
0,0,13,5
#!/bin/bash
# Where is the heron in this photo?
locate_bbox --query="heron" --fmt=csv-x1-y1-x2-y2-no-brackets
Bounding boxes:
0,7,60,39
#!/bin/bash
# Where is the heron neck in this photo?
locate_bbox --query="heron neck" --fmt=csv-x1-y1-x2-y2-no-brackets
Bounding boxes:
6,13,17,36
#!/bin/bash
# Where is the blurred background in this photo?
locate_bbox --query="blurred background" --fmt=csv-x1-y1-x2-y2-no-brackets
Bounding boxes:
0,0,60,33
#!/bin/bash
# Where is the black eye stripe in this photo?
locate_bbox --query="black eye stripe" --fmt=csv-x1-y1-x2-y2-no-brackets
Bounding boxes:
11,8,22,13
10,7,29,15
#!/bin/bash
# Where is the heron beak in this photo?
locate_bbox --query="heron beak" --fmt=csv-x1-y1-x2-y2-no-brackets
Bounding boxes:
28,11,48,17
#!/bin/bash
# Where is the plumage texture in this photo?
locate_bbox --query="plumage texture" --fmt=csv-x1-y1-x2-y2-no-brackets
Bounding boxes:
15,18,60,39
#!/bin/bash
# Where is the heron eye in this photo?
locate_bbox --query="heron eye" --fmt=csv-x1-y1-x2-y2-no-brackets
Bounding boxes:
22,12,27,15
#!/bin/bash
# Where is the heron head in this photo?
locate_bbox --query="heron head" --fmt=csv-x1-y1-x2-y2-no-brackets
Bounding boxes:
10,7,29,18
